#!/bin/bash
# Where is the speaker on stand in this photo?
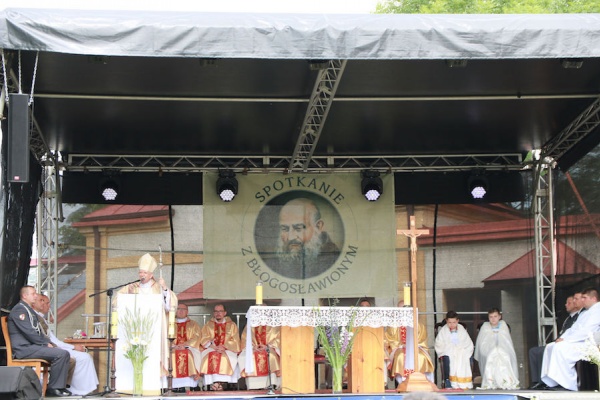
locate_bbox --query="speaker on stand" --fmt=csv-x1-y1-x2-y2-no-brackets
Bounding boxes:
7,93,30,183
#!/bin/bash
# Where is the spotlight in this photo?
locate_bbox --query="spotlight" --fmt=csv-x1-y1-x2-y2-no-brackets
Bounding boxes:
361,171,383,201
216,170,238,202
468,173,488,200
100,179,119,201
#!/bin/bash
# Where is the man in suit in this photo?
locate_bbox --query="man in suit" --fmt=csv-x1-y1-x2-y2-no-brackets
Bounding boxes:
7,286,71,397
528,292,582,389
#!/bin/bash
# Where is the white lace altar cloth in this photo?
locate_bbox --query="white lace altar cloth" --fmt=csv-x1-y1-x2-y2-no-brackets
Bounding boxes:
246,306,413,328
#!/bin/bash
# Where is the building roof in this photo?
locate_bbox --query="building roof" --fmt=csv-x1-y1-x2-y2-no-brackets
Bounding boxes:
484,241,600,283
73,205,170,227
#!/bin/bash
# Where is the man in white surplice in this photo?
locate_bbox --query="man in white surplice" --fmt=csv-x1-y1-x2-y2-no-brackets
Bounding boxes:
474,308,519,389
34,294,99,396
434,311,473,389
541,287,600,391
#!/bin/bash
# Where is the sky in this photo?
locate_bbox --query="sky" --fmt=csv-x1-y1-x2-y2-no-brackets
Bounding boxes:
2,0,380,14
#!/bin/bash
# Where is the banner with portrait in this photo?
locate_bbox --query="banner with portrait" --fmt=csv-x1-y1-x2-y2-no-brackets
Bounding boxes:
203,173,396,299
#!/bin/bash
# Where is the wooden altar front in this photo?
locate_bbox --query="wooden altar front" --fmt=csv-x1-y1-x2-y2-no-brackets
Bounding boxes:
246,306,413,394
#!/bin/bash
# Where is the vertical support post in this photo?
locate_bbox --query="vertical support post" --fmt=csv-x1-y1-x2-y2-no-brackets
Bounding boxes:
533,160,558,345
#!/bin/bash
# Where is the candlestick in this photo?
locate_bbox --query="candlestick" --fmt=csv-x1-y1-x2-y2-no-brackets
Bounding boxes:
168,310,176,338
255,282,263,305
110,311,118,338
403,282,411,306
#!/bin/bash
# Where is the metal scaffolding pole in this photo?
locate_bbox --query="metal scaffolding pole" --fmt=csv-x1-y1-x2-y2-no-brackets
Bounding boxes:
37,160,61,333
533,159,557,346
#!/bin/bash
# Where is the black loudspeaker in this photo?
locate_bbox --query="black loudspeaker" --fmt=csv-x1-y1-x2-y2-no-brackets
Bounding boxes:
0,367,42,400
7,93,30,183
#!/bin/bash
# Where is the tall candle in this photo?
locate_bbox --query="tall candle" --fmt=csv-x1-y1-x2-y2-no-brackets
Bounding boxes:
255,282,263,305
111,311,118,337
403,283,411,306
168,310,176,338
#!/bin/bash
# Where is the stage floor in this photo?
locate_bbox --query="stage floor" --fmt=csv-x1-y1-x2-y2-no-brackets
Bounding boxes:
53,388,600,400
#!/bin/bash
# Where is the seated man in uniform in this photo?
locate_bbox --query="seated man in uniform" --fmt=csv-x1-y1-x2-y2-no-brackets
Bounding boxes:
172,304,202,392
199,304,241,390
385,301,434,385
434,311,473,389
8,286,72,397
238,323,281,389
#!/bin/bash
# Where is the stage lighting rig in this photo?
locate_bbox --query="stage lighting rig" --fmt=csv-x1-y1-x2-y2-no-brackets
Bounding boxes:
216,170,238,202
100,179,120,201
468,172,489,200
361,170,383,201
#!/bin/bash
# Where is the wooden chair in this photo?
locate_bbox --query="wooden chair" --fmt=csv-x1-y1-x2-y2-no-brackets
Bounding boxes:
1,316,50,396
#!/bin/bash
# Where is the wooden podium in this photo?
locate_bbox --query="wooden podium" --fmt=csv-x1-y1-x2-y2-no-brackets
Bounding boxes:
246,306,411,394
280,326,315,394
348,326,385,393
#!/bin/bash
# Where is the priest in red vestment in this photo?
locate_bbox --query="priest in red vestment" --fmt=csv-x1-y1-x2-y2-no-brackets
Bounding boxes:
199,304,241,390
239,325,281,389
172,304,202,391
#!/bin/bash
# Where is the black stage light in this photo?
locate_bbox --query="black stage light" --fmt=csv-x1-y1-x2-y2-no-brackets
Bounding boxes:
468,173,489,200
216,170,238,202
100,179,120,201
361,171,383,201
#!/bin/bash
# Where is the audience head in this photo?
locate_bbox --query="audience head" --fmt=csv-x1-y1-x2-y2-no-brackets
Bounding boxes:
403,391,448,400
487,307,501,326
34,293,51,314
19,285,37,306
359,298,372,307
138,253,158,284
176,303,189,319
213,304,227,322
445,311,459,331
581,288,599,310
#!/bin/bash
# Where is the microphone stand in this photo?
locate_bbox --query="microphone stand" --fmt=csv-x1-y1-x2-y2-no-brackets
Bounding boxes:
265,346,275,395
88,280,140,397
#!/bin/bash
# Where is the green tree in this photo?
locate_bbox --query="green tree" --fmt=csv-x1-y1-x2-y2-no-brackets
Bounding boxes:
59,204,105,256
555,144,600,215
375,0,600,13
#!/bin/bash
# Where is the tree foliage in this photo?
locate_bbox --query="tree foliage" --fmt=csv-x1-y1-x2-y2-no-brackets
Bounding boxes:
555,144,600,215
375,0,600,13
59,204,105,255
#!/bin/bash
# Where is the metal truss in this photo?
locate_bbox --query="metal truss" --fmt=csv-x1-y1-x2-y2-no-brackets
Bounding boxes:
66,152,524,173
36,161,61,334
533,160,557,345
289,60,347,172
542,96,600,161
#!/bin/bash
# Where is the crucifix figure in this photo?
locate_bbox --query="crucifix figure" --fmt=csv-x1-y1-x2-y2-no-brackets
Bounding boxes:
396,215,436,392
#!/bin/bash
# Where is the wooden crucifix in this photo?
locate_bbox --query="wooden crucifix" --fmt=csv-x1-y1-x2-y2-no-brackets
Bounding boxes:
396,215,437,392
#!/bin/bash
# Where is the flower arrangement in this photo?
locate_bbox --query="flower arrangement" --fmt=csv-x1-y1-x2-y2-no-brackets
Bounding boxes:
579,333,600,366
120,306,156,395
72,329,87,339
314,299,363,393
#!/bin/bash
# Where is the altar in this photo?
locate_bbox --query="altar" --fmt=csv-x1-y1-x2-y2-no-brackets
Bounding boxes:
246,306,413,394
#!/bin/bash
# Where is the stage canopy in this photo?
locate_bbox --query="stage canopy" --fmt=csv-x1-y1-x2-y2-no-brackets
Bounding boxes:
1,9,600,204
